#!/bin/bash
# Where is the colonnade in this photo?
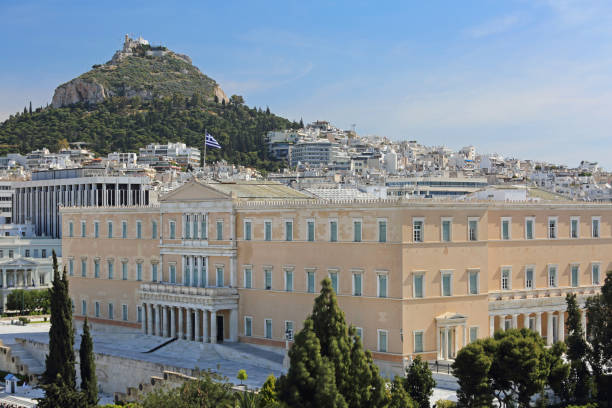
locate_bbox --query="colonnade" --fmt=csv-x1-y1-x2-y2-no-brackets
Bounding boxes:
142,303,238,343
0,268,40,288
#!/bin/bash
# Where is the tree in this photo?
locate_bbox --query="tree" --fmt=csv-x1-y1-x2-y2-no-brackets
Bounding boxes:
389,376,416,408
237,369,247,386
585,270,612,404
43,251,76,388
37,374,86,408
346,326,387,408
404,356,435,408
79,317,98,406
259,374,279,406
276,318,347,408
452,341,494,408
563,293,592,404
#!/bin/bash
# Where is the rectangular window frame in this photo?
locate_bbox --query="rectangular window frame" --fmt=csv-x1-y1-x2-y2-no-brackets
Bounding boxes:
468,269,479,295
441,217,452,242
136,220,142,239
307,219,315,242
570,216,580,239
468,217,479,241
306,269,316,293
284,220,293,242
413,272,425,298
329,219,338,242
548,264,558,288
352,270,363,296
441,270,453,297
501,267,512,290
377,329,388,353
548,216,558,239
285,268,294,292
413,217,424,243
216,219,224,241
525,265,535,289
244,219,252,241
592,263,601,285
94,221,99,238
264,318,272,339
525,217,535,240
377,271,388,298
264,220,272,241
169,220,176,239
244,266,252,289
378,218,387,243
501,217,511,240
592,217,601,238
107,220,113,238
413,330,424,353
244,316,253,337
353,219,362,243
571,264,580,287
121,220,128,239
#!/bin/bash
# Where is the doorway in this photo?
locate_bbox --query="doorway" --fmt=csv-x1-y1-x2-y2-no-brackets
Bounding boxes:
216,315,224,343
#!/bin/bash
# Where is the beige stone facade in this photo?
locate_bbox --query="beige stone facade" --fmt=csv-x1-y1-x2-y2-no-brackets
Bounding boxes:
61,181,607,375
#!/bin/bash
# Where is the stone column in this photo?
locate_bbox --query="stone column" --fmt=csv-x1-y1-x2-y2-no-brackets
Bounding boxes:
230,255,237,288
170,307,176,338
210,310,217,344
546,311,554,346
202,310,208,343
187,308,193,341
444,326,449,360
499,315,506,331
195,309,201,342
1,270,5,288
158,305,164,337
523,313,530,329
581,308,587,339
536,312,542,335
164,306,171,337
558,311,565,342
178,307,184,339
462,324,467,347
436,326,441,359
154,305,161,336
512,314,518,329
229,308,238,342
142,303,147,334
147,303,153,335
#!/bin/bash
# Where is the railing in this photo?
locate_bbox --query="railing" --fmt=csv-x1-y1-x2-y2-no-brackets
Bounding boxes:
429,360,453,375
139,282,238,297
489,285,601,301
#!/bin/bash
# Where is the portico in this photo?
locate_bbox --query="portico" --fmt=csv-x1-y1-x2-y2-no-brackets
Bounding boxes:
435,312,467,361
0,257,53,311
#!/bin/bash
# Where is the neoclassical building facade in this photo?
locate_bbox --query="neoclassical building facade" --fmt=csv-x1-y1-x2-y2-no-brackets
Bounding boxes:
61,181,607,375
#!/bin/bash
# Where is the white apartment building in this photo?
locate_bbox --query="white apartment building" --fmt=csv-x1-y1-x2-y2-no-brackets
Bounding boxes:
138,142,201,168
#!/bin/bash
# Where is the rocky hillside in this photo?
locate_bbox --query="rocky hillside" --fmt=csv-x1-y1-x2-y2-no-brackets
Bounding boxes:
52,36,228,108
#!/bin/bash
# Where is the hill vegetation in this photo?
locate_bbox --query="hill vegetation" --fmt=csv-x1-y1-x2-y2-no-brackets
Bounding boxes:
0,94,300,172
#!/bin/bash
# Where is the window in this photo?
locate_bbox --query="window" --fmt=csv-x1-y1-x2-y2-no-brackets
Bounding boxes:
525,266,534,289
441,218,452,242
468,218,478,241
193,216,198,238
108,303,114,320
108,261,114,279
81,221,86,238
307,271,315,293
24,249,30,257
107,221,113,238
353,272,362,296
592,263,600,285
169,264,176,283
413,274,424,298
413,219,424,242
378,220,387,243
82,300,87,316
42,249,47,258
355,327,363,339
285,321,294,340
414,331,424,353
137,306,142,323
184,259,191,286
501,217,511,240
216,267,224,287
353,220,362,242
122,221,127,239
122,304,128,321
201,215,207,239
8,250,13,259
94,260,100,278
571,217,579,238
265,319,272,339
469,270,479,295
244,221,252,241
185,215,191,239
264,221,272,241
330,220,338,242
501,268,511,290
307,220,315,242
151,263,158,282
33,249,38,258
245,317,253,337
81,260,87,277
244,267,252,289
95,302,100,318
216,220,223,240
137,263,142,281
200,263,207,288
441,271,452,296
592,217,600,238
122,261,128,280
169,221,176,239
548,265,558,287
377,273,388,298
264,269,272,290
469,327,478,343
285,269,293,292
285,221,293,241
152,221,157,239
69,259,74,276
548,217,558,239
571,265,579,287
525,217,534,240
329,271,339,293
94,222,99,238
136,221,142,239
378,330,388,352
69,221,74,237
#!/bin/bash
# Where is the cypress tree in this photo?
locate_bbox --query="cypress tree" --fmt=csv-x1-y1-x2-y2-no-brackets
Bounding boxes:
277,318,347,408
564,293,592,404
79,317,98,406
347,326,387,408
43,250,76,388
389,376,416,408
405,356,435,408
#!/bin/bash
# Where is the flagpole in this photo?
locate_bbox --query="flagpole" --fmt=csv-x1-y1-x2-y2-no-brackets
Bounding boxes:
203,128,207,169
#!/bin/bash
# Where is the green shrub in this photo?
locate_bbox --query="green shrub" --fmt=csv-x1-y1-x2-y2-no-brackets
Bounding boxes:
435,400,457,408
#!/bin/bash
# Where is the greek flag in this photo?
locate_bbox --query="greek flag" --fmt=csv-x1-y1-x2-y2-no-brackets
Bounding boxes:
205,132,221,149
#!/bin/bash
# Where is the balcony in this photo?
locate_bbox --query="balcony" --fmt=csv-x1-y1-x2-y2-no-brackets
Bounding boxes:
138,282,238,309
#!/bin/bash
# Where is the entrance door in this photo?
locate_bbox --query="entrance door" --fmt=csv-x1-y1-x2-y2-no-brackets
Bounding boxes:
216,315,224,343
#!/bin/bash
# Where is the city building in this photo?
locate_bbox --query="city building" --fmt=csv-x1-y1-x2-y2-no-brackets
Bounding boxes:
290,140,336,168
61,180,607,376
13,168,153,238
138,142,201,169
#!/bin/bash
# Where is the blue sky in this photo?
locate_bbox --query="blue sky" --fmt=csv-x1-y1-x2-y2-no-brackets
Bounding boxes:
2,0,612,168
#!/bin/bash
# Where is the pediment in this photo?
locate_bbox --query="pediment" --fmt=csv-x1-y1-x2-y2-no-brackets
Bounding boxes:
160,180,231,202
0,258,40,268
